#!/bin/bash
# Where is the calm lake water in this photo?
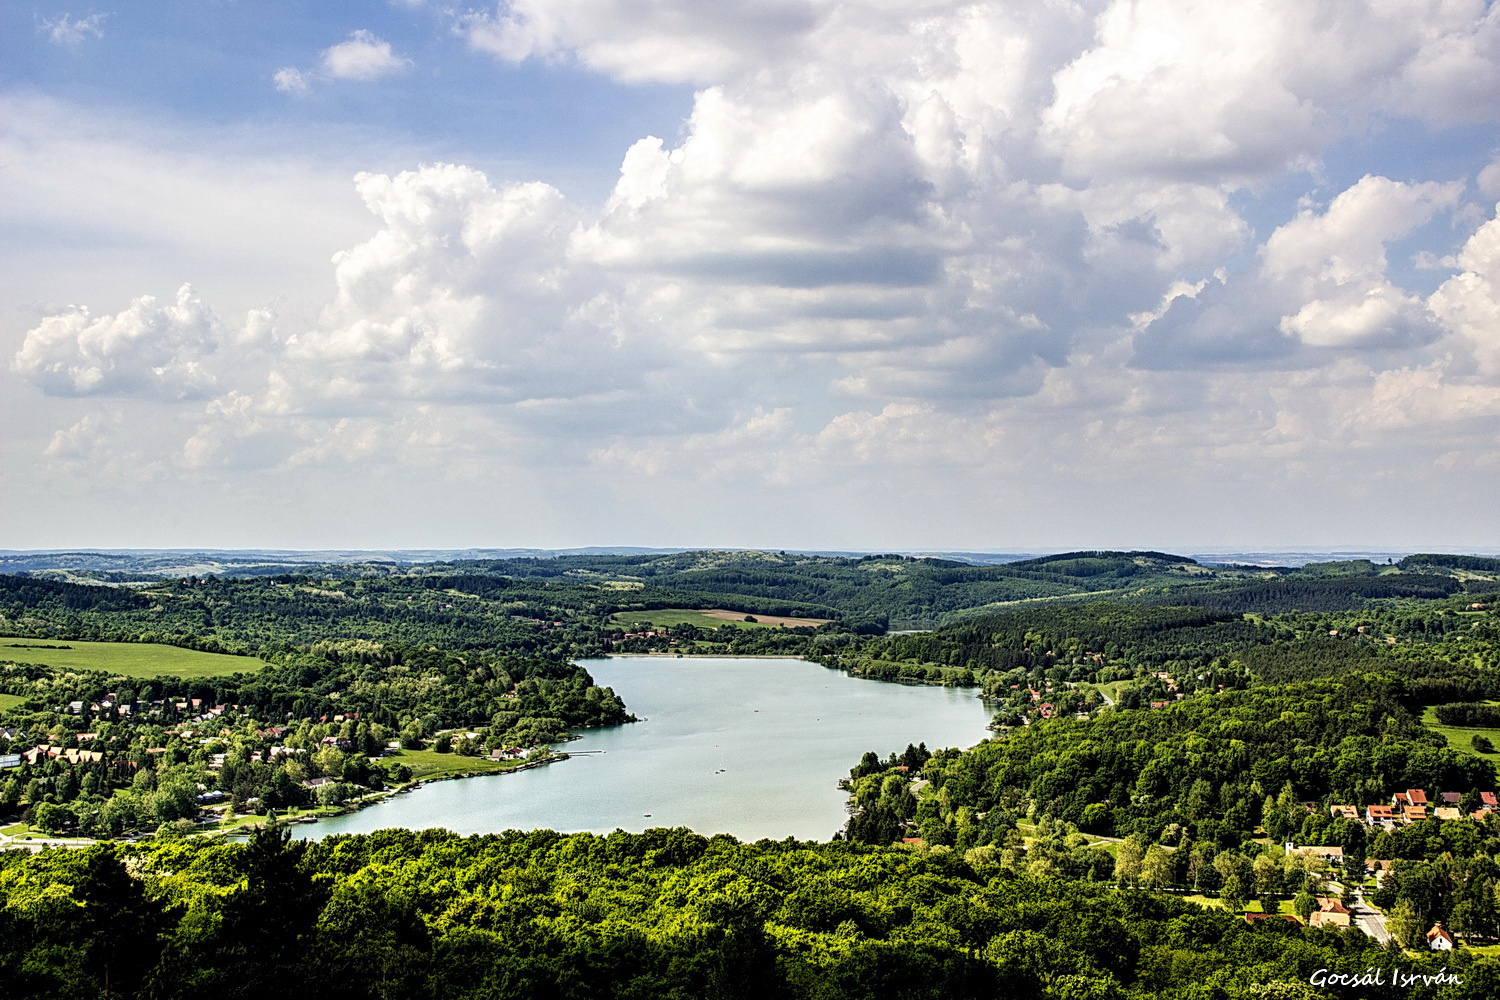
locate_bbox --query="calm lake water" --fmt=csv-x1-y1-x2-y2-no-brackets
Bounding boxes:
295,656,993,842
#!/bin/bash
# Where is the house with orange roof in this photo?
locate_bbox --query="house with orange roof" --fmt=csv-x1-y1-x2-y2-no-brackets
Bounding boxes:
1309,898,1351,928
1245,912,1299,925
1392,789,1429,812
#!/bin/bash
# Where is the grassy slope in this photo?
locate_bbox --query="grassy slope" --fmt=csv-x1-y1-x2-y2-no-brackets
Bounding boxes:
1076,680,1129,705
0,639,264,678
1421,703,1500,760
0,693,25,712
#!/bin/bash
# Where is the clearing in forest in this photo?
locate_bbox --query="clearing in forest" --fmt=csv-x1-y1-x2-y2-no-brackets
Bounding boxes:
1420,703,1500,760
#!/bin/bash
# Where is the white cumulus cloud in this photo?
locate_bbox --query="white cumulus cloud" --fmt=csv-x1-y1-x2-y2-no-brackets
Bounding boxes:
11,285,225,399
1136,175,1462,364
275,30,411,93
322,29,412,80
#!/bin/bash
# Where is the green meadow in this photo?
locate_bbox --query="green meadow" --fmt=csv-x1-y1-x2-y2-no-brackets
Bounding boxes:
1076,679,1130,705
0,693,25,713
387,747,523,782
0,639,264,679
1421,703,1500,760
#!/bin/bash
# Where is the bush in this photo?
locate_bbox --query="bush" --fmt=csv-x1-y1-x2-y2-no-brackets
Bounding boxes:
1473,734,1495,754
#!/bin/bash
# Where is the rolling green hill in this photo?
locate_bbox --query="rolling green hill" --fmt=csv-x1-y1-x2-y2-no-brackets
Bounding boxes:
0,639,264,678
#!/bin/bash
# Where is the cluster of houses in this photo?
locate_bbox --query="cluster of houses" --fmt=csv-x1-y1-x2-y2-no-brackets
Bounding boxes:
18,743,104,765
618,630,668,641
1327,789,1498,828
64,695,248,723
1247,888,1458,951
1010,682,1065,720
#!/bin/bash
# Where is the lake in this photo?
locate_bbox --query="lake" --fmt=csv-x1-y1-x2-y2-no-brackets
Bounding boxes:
295,655,993,842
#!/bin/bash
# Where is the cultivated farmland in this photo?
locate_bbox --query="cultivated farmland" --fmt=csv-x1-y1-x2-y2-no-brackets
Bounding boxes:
610,608,832,631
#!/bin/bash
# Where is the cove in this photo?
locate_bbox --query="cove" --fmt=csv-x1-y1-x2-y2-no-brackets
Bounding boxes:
295,656,993,842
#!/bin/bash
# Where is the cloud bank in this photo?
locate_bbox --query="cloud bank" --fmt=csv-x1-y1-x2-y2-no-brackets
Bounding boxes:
12,0,1500,545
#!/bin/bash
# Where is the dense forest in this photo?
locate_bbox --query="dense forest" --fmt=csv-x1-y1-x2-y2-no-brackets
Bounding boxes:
5,825,1497,1000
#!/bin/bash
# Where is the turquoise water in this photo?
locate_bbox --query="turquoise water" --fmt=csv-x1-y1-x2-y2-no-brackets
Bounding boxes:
294,656,992,842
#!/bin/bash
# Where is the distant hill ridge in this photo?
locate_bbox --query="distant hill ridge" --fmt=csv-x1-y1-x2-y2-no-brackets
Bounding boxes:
4,547,1492,630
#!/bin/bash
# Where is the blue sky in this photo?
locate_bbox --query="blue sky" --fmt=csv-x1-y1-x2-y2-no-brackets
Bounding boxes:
3,1,1500,552
1,2,693,197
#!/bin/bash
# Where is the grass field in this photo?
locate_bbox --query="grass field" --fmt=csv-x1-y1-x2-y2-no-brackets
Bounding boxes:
1421,703,1500,759
1077,679,1129,705
0,693,26,713
0,639,264,678
610,608,832,631
387,747,523,782
1182,894,1227,911
1181,896,1298,916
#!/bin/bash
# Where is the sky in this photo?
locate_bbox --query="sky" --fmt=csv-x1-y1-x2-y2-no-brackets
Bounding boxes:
3,0,1499,553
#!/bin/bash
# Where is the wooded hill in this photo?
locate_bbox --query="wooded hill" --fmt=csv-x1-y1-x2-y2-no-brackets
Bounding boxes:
8,547,1495,629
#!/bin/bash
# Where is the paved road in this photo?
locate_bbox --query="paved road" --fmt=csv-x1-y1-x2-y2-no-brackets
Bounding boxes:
0,832,95,852
1350,896,1393,945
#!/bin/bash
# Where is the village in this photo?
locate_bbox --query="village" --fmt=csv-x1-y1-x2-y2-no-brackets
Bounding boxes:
0,686,558,843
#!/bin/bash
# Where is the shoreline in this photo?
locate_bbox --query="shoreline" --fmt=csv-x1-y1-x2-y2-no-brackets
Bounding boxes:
3,657,990,849
0,754,571,849
249,754,570,834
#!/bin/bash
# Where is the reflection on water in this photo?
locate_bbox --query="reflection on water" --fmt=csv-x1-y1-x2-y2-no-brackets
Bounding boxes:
296,656,992,842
